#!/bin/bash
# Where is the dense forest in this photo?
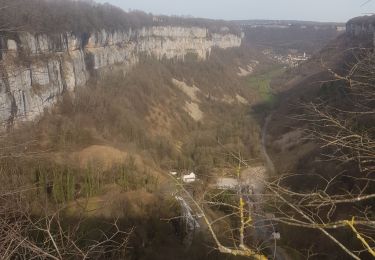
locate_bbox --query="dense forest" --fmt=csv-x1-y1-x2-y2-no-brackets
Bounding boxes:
0,0,240,34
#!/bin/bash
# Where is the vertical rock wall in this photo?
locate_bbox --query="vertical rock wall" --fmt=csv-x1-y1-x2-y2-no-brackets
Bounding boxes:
0,27,242,124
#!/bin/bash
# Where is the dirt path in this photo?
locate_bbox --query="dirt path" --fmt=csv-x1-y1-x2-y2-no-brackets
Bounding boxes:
247,112,291,260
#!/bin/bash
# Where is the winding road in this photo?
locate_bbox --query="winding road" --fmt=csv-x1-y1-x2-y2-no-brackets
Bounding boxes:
253,112,290,260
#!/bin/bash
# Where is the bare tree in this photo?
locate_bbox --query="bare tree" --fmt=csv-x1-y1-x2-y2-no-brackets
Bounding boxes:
172,161,268,260
175,49,375,259
0,188,133,259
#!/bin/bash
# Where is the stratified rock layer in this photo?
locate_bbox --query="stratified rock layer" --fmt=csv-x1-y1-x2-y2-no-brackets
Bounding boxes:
0,27,242,123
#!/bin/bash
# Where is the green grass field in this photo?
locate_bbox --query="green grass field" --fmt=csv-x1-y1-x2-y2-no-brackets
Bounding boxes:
246,65,285,107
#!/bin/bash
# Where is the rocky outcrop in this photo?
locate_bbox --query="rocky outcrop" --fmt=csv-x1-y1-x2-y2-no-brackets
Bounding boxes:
346,23,375,37
346,15,375,37
346,15,375,49
0,26,242,124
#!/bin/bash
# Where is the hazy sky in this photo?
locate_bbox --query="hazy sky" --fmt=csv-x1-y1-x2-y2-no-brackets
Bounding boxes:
95,0,375,22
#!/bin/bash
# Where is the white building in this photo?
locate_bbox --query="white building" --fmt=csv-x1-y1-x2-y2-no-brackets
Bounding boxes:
182,172,196,183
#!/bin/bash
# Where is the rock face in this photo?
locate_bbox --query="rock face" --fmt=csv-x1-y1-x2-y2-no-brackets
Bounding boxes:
0,26,242,124
346,16,375,37
346,23,375,37
346,15,375,48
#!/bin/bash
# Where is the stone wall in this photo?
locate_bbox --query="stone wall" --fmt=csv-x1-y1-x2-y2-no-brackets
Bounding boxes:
0,27,242,124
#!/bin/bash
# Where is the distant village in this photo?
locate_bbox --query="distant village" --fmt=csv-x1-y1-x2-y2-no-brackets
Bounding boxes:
262,49,310,68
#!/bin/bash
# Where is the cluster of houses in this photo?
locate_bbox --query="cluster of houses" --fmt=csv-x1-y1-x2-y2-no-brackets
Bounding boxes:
262,49,310,68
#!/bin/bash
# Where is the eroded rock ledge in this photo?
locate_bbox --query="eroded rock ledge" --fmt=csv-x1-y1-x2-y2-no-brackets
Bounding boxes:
0,26,242,124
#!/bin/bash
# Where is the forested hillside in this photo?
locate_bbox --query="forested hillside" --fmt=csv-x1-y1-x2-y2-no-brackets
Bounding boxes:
0,0,369,259
263,23,375,259
0,0,239,34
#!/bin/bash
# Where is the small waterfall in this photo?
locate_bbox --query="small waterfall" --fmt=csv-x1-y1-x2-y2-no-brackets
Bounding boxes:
175,196,200,247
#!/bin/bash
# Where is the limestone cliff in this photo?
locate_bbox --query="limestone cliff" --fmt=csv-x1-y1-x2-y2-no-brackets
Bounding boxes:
346,15,375,37
0,26,242,124
346,15,375,48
